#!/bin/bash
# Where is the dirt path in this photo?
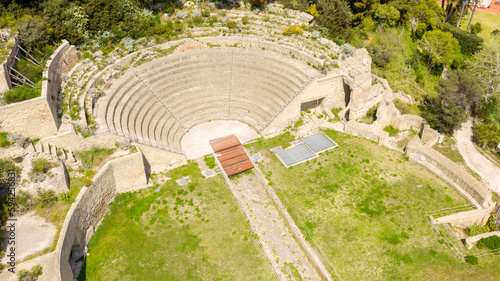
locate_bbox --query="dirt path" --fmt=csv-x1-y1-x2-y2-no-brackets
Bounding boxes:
228,172,322,281
455,120,500,194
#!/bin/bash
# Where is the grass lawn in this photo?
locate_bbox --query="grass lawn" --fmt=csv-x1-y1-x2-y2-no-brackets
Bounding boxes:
246,130,500,280
459,10,500,42
79,162,275,281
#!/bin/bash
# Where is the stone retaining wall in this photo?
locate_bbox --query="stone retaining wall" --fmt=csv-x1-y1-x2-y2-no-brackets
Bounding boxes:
42,40,78,124
0,40,77,139
430,208,492,228
405,137,492,208
47,152,148,281
344,121,389,145
465,231,500,249
0,34,20,93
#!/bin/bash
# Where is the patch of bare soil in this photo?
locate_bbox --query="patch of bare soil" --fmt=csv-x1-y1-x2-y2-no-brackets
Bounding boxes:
455,120,500,194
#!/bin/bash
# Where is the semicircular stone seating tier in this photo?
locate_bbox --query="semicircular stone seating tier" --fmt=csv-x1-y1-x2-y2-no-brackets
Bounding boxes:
95,47,318,153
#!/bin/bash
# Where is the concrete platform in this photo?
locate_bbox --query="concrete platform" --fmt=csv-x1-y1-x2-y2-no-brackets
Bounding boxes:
181,120,260,159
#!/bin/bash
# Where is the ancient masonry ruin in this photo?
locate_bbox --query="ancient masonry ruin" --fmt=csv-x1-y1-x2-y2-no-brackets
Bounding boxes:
0,21,498,281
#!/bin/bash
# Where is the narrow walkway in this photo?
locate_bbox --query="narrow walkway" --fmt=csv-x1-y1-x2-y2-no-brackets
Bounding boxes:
455,120,500,194
226,171,322,281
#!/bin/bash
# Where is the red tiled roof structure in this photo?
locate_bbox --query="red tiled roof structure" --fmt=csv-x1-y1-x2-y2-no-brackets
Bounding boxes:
209,135,254,176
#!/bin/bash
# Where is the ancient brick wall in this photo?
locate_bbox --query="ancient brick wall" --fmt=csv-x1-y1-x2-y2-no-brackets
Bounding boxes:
48,152,148,281
344,121,389,145
0,40,77,139
406,137,492,208
0,34,20,93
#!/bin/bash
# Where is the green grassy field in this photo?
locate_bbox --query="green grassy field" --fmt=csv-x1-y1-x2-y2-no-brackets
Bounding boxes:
79,162,275,281
460,10,500,42
246,130,500,280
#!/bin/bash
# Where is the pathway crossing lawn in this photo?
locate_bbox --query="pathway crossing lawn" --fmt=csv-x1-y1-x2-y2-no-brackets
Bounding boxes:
246,130,500,280
79,162,275,281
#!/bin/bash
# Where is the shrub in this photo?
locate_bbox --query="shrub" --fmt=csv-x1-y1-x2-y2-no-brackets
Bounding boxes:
251,0,268,7
476,235,500,252
193,16,204,25
311,31,321,39
218,10,227,17
226,20,237,29
120,37,135,53
192,9,201,18
15,190,32,210
209,15,218,24
202,10,210,17
470,22,483,35
441,23,483,56
465,255,478,265
283,25,303,36
31,158,51,174
341,43,356,57
29,171,46,183
17,264,42,281
176,10,189,20
365,103,379,122
36,189,57,208
0,132,12,147
7,132,27,146
221,17,229,25
2,85,40,104
242,17,248,24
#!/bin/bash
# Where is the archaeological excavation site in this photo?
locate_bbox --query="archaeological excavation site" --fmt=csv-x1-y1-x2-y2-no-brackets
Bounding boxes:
1,1,500,281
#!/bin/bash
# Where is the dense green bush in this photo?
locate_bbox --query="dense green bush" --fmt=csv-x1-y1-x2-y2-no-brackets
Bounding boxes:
31,158,51,174
0,132,12,147
2,85,41,104
0,158,20,190
441,23,484,56
476,235,500,252
465,255,478,265
36,189,57,208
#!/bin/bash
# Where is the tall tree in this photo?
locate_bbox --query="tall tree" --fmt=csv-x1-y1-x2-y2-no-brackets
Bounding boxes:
315,0,353,39
419,29,460,72
470,35,500,99
467,0,478,32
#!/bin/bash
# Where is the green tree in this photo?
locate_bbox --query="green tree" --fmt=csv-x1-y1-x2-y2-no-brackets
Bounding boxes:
407,0,444,37
368,26,399,67
438,69,483,112
315,0,353,39
422,69,480,134
470,35,500,99
375,4,400,26
470,22,483,35
16,15,49,48
419,30,459,72
422,94,468,134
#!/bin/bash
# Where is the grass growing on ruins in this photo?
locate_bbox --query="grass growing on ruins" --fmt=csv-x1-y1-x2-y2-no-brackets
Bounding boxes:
246,130,500,280
80,162,275,281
